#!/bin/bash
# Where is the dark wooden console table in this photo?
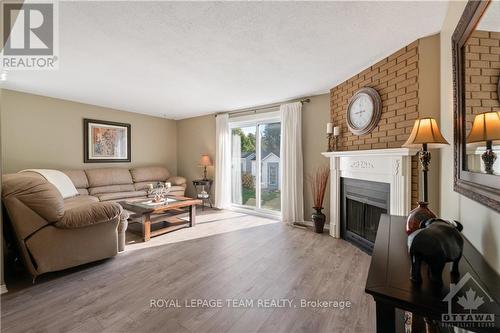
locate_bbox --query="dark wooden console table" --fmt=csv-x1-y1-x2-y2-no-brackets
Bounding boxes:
365,214,500,333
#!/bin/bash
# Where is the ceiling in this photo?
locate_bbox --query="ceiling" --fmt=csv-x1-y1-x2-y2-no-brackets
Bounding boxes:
478,0,500,32
1,1,448,119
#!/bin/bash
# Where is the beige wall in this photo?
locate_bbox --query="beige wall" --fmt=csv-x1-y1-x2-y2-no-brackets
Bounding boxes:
302,94,331,222
0,89,178,174
176,114,216,198
1,88,330,222
175,94,330,221
418,34,441,214
440,1,500,273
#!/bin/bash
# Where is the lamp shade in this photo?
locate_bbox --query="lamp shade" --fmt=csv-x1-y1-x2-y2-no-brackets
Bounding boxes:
403,118,449,148
467,112,500,143
198,154,213,166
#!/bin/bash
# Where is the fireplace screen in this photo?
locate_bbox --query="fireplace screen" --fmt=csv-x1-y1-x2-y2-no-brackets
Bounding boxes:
341,178,390,253
346,198,386,243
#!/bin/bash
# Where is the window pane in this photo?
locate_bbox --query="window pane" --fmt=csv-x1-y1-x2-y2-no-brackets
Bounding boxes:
231,126,256,207
260,122,281,211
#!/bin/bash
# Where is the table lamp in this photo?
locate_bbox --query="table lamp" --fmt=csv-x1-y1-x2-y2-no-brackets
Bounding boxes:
198,154,212,180
403,118,449,234
467,111,500,175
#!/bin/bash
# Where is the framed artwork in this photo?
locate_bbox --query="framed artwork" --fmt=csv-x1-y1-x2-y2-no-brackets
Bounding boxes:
84,119,131,163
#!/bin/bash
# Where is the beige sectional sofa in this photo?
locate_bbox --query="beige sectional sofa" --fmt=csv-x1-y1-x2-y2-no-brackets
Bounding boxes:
1,166,186,279
63,166,187,202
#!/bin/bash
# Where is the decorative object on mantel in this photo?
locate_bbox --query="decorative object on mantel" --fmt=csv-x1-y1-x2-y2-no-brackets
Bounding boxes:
326,123,341,152
403,118,449,234
467,111,500,175
326,122,334,152
333,126,340,151
198,154,213,180
346,87,382,135
407,218,464,286
308,167,329,233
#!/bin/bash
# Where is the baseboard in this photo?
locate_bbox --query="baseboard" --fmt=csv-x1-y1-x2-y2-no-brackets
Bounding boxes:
300,220,330,230
228,206,281,220
1,284,8,294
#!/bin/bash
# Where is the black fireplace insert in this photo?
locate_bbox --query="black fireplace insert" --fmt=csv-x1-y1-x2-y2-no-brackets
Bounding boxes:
341,178,390,254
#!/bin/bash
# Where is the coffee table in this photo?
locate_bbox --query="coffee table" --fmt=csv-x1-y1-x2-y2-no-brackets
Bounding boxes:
120,196,202,241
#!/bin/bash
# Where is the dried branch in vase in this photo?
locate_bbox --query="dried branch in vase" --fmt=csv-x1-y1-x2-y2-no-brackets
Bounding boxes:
308,167,330,209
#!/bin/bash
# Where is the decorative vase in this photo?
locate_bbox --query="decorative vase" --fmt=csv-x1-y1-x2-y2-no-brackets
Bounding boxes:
312,207,326,233
406,201,436,235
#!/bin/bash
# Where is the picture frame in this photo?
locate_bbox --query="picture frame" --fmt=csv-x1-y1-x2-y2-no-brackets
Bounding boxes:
84,118,131,163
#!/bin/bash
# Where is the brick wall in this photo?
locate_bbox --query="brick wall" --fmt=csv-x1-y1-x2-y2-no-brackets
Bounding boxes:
464,30,500,134
330,41,419,150
329,40,421,206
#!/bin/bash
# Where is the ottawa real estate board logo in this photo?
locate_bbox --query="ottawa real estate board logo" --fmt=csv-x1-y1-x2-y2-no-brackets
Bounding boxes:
442,272,497,329
1,1,59,70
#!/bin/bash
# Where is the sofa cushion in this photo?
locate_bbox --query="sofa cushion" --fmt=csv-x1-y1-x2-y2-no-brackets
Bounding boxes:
167,176,187,186
2,173,64,223
130,166,170,183
89,184,135,195
134,181,161,191
77,188,89,195
96,191,147,202
56,202,122,229
64,195,99,211
85,168,133,187
61,169,89,189
169,186,186,195
20,169,79,199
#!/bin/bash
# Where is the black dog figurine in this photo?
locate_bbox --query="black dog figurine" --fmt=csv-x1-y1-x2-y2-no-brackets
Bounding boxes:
407,218,464,286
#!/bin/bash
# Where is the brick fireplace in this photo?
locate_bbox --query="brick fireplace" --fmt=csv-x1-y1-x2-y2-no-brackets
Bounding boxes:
322,148,418,240
324,35,442,245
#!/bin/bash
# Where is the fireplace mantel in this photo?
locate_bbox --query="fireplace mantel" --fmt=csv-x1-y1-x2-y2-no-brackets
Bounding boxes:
322,148,419,238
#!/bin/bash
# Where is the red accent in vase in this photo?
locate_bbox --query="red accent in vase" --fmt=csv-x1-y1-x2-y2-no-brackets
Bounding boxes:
406,202,436,235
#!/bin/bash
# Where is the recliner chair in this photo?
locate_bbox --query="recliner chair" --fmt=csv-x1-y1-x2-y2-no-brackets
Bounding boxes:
1,172,128,279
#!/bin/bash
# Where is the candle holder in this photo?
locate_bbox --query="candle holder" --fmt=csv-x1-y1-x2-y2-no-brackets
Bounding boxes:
327,133,334,152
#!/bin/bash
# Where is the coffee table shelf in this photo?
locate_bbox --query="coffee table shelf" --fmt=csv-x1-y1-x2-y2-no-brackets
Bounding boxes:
120,196,201,241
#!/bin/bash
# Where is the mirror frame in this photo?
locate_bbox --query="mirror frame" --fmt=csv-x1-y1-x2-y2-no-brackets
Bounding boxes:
452,0,500,213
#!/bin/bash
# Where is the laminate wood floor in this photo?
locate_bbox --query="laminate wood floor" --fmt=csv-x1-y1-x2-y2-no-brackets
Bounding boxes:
1,210,375,333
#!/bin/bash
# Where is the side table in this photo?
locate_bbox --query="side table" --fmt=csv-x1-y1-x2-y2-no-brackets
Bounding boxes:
365,214,500,332
192,179,213,210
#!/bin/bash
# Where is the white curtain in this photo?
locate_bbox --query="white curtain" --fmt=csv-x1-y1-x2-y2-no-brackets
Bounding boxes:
214,113,231,209
231,134,242,205
280,102,304,224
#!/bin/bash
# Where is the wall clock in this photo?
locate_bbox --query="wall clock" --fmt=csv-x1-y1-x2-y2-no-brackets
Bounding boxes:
346,87,382,135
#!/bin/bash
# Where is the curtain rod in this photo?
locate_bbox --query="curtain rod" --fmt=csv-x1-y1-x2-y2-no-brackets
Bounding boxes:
215,98,311,118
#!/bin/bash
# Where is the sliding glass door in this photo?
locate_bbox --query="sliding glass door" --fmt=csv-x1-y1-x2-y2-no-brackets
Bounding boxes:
230,114,281,214
231,125,256,207
259,122,281,211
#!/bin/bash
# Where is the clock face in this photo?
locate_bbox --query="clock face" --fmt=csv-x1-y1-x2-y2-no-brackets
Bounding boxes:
346,87,382,135
349,93,374,129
